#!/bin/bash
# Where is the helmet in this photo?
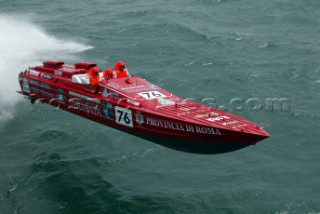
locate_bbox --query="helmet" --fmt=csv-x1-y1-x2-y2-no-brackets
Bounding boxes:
89,67,100,75
103,68,113,78
114,61,125,71
105,68,113,74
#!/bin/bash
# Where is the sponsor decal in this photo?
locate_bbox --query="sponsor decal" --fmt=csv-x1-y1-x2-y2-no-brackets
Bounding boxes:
146,117,185,131
123,85,160,93
207,116,230,122
232,124,247,129
115,106,133,128
146,117,221,135
127,99,140,106
195,112,219,118
22,78,30,93
109,91,120,98
70,101,102,116
28,79,51,90
42,73,52,80
54,70,63,76
30,87,39,94
61,68,74,72
106,82,120,90
40,90,54,98
121,85,145,90
158,98,175,106
135,111,144,126
222,121,238,126
102,88,108,97
101,101,113,120
102,88,120,99
40,82,51,90
138,91,166,100
84,88,96,93
69,91,99,103
56,89,66,103
57,93,65,102
29,70,39,77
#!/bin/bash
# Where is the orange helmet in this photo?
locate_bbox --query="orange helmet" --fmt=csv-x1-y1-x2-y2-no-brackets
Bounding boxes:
89,67,100,75
105,68,113,74
114,61,125,71
103,68,113,78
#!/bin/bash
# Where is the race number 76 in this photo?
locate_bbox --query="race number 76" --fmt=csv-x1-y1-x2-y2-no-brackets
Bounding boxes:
115,106,133,128
138,91,166,100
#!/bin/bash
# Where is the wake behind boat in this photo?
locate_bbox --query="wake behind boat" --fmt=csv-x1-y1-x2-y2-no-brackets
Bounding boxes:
18,60,270,154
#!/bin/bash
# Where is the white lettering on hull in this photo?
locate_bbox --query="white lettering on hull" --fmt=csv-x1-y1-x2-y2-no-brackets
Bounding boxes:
146,117,221,135
70,101,102,116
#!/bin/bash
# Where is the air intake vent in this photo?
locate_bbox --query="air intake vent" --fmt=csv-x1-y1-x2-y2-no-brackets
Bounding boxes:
43,60,64,68
74,62,97,70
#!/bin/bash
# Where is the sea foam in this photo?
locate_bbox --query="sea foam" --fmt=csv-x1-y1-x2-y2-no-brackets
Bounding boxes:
0,14,93,122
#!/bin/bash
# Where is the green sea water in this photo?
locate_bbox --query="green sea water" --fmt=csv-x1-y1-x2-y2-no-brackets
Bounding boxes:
1,0,320,213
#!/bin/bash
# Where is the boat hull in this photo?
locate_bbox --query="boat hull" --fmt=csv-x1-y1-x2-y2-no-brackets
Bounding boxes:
23,93,265,154
18,61,270,154
125,131,252,154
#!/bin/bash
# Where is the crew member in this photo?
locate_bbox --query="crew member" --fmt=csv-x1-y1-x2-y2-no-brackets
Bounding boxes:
88,67,100,85
114,61,130,78
103,68,116,79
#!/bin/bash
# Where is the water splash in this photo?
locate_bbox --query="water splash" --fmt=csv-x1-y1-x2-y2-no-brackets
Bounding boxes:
0,14,93,122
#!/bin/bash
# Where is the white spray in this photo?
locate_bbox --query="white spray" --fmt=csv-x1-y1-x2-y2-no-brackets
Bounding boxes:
0,14,93,122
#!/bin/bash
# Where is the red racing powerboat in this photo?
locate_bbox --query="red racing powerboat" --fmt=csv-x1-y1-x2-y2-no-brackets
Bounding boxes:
18,61,270,154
